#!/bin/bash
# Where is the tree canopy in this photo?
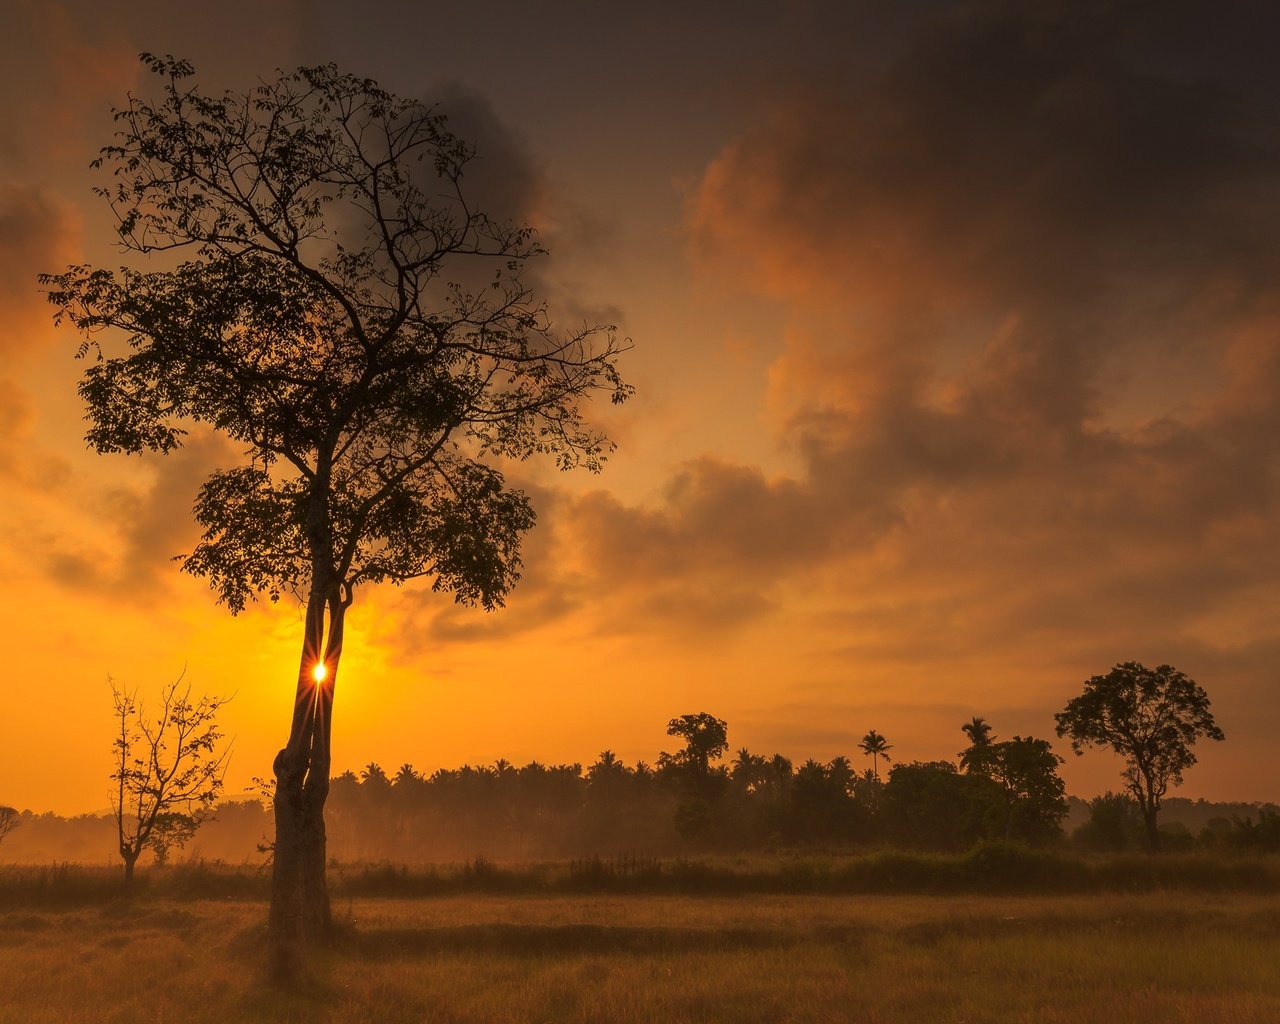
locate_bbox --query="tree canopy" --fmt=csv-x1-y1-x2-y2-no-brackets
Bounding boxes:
659,713,729,778
44,56,631,617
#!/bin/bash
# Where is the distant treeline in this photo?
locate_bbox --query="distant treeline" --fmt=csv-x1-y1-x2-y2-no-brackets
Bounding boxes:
2,715,1276,865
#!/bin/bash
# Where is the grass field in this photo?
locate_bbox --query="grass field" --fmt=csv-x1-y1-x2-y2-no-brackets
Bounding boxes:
3,890,1279,1023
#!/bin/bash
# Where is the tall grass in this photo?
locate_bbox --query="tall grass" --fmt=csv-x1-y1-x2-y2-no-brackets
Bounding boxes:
2,844,1276,908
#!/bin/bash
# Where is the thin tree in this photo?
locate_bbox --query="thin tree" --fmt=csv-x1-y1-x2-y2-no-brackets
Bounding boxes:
1055,661,1224,851
44,56,629,976
0,806,20,848
858,729,893,781
110,675,232,884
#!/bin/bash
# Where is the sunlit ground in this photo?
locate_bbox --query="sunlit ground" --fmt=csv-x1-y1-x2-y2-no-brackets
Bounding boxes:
3,892,1279,1023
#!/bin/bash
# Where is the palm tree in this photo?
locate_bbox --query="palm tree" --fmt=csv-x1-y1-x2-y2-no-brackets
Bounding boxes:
731,747,765,792
359,762,389,788
858,730,893,781
588,750,627,784
960,716,996,775
961,716,993,747
827,755,855,794
392,763,420,787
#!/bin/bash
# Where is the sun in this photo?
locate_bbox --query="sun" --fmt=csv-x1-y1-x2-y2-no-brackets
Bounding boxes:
312,661,327,684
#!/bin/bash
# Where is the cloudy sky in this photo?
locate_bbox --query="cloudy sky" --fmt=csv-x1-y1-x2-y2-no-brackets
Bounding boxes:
3,0,1277,813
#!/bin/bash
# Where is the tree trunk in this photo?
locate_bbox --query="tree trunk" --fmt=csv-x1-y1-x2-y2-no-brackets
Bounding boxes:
268,584,344,981
270,756,331,978
1142,806,1161,852
122,849,139,886
1137,772,1161,853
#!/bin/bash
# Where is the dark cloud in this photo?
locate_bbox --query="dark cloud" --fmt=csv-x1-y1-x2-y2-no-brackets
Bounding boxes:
685,3,1280,568
0,183,78,357
43,432,241,603
418,82,627,331
424,82,546,231
412,0,1280,722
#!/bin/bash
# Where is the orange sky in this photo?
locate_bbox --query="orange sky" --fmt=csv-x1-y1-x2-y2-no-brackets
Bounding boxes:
3,1,1278,814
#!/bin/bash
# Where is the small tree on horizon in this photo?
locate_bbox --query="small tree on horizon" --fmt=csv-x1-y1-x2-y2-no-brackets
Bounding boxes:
0,806,20,848
659,713,730,780
147,811,201,866
1055,661,1224,851
110,675,231,884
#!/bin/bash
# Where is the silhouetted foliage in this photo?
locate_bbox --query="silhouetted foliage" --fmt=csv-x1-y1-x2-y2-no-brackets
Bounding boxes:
788,758,867,842
659,714,729,781
883,761,1003,852
984,737,1069,845
147,812,201,866
44,53,629,975
1073,792,1145,852
1221,809,1280,854
1056,662,1224,851
959,716,996,776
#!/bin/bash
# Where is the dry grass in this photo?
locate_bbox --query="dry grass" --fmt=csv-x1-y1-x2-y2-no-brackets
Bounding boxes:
3,892,1279,1022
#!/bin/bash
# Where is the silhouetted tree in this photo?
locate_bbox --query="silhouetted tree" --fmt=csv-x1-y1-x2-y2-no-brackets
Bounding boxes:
858,729,893,781
659,714,729,842
45,55,629,975
146,811,200,866
959,716,996,775
1055,662,1224,851
730,748,765,792
659,713,729,780
110,676,231,884
791,758,863,842
827,755,855,794
1226,808,1280,853
1072,792,1144,852
583,751,626,828
359,763,392,792
984,736,1068,844
0,806,19,847
883,761,1000,851
768,754,794,800
392,764,422,789
587,750,625,785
